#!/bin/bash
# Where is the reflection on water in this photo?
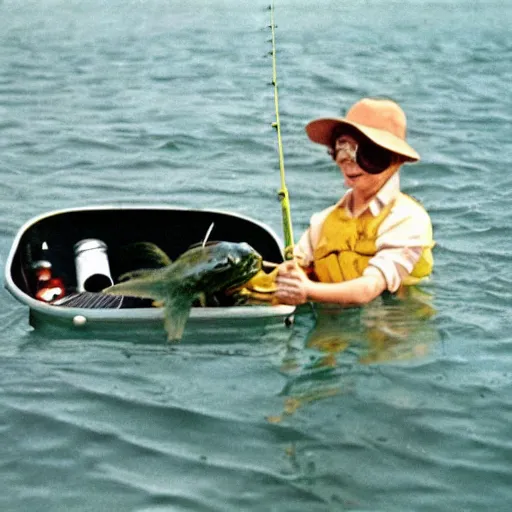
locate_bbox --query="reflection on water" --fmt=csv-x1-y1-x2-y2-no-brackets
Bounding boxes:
268,286,439,422
313,286,438,364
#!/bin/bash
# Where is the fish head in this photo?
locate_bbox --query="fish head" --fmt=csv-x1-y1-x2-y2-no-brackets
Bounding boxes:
179,241,262,294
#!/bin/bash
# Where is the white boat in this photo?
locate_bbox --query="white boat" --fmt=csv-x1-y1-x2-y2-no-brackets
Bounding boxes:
4,205,295,343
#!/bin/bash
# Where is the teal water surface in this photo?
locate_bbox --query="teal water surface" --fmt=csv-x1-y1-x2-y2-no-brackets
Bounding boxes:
2,0,512,510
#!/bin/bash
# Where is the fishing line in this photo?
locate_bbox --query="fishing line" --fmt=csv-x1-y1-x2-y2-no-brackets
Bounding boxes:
269,1,294,260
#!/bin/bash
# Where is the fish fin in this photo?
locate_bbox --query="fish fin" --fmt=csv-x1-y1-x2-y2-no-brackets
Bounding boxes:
102,268,168,300
120,242,172,268
163,297,192,342
118,269,159,282
197,292,206,307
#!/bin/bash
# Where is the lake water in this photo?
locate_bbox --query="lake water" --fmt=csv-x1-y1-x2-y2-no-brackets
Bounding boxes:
2,0,512,510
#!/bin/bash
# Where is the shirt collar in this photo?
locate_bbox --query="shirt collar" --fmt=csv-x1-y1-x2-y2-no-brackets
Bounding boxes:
337,172,401,217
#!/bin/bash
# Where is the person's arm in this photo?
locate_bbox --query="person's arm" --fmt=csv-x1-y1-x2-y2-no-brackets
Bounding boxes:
275,260,387,306
307,273,387,304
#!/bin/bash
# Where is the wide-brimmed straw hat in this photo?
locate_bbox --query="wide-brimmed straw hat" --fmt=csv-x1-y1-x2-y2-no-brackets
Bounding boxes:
305,98,420,162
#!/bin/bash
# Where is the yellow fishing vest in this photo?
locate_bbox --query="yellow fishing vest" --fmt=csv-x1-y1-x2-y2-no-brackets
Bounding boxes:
312,193,434,286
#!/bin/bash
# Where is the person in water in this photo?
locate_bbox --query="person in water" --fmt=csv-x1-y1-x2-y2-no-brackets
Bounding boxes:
275,97,434,306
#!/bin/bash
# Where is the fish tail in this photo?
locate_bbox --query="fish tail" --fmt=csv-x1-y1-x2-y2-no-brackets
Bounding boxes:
161,292,196,342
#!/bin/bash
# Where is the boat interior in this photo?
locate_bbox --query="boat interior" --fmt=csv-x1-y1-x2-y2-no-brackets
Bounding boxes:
9,208,285,308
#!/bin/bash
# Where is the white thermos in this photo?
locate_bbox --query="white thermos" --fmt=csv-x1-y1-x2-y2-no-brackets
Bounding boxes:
74,239,113,292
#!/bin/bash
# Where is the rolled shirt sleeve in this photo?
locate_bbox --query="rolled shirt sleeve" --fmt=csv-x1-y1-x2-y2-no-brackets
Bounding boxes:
363,201,432,293
293,228,314,267
364,247,423,292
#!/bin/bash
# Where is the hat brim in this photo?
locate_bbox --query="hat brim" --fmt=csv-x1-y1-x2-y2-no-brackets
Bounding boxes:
305,118,420,162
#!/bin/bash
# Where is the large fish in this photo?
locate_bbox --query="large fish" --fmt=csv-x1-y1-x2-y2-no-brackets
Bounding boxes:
102,241,262,341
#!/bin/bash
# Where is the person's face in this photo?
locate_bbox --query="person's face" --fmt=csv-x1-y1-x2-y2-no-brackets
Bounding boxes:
330,134,397,197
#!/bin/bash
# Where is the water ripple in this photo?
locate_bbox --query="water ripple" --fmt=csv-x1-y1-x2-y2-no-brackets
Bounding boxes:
2,0,512,510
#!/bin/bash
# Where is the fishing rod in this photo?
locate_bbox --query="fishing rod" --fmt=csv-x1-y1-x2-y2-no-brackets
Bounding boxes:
269,2,294,261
